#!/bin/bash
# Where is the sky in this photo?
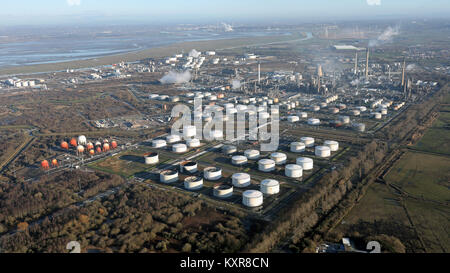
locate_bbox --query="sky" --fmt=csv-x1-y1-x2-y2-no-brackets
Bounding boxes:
0,0,449,25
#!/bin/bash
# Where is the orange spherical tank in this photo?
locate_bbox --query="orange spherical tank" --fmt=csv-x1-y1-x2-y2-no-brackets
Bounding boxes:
111,141,118,149
96,147,102,153
103,143,110,152
60,141,69,150
77,145,85,154
41,160,50,169
70,138,77,147
89,149,95,155
86,142,94,150
51,159,58,167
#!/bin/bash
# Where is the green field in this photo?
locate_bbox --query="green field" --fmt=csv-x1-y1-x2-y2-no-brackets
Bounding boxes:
414,111,450,155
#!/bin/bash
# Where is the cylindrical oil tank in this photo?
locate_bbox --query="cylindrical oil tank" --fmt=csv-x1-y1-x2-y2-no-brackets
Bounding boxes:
78,135,87,145
315,146,331,158
204,167,222,180
299,112,308,118
232,155,248,166
311,105,320,112
152,139,167,148
296,157,314,170
380,108,388,115
258,159,276,172
353,123,366,132
144,152,159,165
222,145,237,155
260,179,280,195
244,149,260,160
180,161,198,174
160,170,178,183
183,125,197,138
324,140,339,152
308,118,320,125
242,190,263,207
339,115,350,124
186,138,201,148
320,102,328,108
351,109,361,116
270,152,287,165
173,143,188,153
291,142,306,153
287,115,300,123
285,164,303,178
301,137,315,147
358,106,367,112
373,112,382,119
166,134,182,144
330,107,339,114
184,176,203,190
232,173,251,188
213,184,233,198
338,104,347,110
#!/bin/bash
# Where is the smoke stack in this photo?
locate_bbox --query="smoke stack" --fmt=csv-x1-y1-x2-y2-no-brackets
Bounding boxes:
317,65,323,93
354,52,358,75
401,60,406,87
365,49,370,78
258,63,261,84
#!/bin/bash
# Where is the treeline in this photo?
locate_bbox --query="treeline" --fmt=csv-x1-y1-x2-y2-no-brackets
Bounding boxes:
0,171,124,232
0,184,251,253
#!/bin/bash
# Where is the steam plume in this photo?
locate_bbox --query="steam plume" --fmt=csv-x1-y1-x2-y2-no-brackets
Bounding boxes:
231,79,241,90
189,49,201,58
369,26,400,47
160,71,191,84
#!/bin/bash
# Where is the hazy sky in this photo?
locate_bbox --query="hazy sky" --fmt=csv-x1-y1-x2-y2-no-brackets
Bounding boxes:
1,0,449,25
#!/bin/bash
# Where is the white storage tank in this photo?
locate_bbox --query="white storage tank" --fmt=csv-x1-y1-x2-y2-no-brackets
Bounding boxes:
244,149,260,160
160,170,178,183
258,159,276,172
152,139,167,148
232,155,248,166
351,110,361,116
183,125,197,138
260,179,280,195
296,157,314,170
232,173,251,188
213,184,233,198
173,143,188,153
166,134,182,144
324,140,339,152
315,146,331,158
301,137,315,147
373,112,382,119
222,145,237,155
78,135,87,146
144,152,159,165
285,164,303,178
204,167,222,180
353,123,366,132
339,116,350,124
290,142,306,153
184,176,203,190
308,118,320,126
330,108,340,114
180,161,198,174
299,112,308,118
380,108,388,115
270,152,287,165
186,138,201,148
287,116,300,123
312,105,320,112
242,190,263,207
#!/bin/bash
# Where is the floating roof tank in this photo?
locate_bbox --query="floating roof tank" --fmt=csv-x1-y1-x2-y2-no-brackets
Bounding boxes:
260,179,280,195
232,173,251,188
242,190,263,207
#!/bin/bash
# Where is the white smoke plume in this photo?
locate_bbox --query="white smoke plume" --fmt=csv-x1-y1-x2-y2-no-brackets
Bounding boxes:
231,79,241,90
369,26,400,47
67,0,81,6
351,79,360,86
366,0,381,6
160,71,191,84
406,64,418,71
222,23,234,32
189,49,201,58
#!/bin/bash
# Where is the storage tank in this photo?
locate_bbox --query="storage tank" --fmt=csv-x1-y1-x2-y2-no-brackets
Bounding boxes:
339,115,350,124
338,104,347,110
287,115,300,123
270,152,287,165
290,142,306,153
183,125,197,138
232,173,251,188
152,139,167,148
373,112,382,119
260,179,280,195
231,155,248,166
204,167,222,181
60,141,69,150
184,176,203,190
315,146,331,158
244,149,260,160
330,108,339,114
285,164,303,178
351,110,361,116
166,134,182,144
222,145,237,155
299,112,308,118
296,157,313,170
160,170,178,183
324,140,339,152
308,118,320,126
311,105,320,112
258,159,276,172
186,138,201,148
78,135,87,145
77,145,85,154
300,137,315,147
213,184,233,198
242,190,263,207
173,143,188,153
144,152,159,165
380,109,388,115
353,123,366,132
180,161,198,174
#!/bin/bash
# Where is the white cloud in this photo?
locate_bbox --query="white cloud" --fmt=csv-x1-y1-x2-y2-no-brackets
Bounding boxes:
67,0,81,7
366,0,381,6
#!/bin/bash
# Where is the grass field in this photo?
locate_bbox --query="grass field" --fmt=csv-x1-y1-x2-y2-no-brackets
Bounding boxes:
414,111,450,155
